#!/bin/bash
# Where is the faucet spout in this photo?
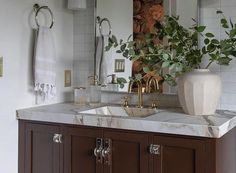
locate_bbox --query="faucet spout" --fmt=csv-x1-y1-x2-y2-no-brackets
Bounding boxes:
145,77,159,93
128,80,143,108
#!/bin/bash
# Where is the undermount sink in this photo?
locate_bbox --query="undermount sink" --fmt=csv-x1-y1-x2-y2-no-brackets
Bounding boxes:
79,106,158,118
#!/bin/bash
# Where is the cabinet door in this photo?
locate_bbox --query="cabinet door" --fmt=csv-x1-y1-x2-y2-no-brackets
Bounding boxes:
24,123,61,173
103,130,150,173
63,126,103,173
153,136,205,173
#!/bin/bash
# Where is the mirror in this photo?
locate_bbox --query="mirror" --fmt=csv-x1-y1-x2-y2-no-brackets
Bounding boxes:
95,0,198,93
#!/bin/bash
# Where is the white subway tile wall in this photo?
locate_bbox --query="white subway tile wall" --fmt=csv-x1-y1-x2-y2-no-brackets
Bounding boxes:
200,0,236,110
73,0,95,87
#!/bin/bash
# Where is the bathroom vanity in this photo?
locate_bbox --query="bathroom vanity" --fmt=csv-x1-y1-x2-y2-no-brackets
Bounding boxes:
17,103,236,173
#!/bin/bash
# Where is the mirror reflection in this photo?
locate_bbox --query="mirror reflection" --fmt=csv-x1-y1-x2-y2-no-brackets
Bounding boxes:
95,0,198,93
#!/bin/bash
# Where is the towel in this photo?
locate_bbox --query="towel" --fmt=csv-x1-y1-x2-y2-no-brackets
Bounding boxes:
95,36,104,82
34,26,56,102
95,36,112,85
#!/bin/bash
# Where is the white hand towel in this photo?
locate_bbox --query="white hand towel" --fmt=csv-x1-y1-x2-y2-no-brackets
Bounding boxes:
34,26,56,101
95,36,104,82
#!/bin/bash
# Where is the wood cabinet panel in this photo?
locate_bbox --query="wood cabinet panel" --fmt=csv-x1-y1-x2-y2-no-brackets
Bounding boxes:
103,130,149,173
24,123,60,173
153,136,205,173
63,126,103,173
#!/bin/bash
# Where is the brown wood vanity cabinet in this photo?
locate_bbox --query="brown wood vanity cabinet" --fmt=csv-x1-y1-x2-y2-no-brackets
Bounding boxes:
19,120,236,173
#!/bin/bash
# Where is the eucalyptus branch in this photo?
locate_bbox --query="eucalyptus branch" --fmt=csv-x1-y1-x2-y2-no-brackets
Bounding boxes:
205,61,214,69
105,11,236,87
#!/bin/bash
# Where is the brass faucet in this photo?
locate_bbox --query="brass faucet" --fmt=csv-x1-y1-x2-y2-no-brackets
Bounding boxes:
128,80,143,108
145,76,159,93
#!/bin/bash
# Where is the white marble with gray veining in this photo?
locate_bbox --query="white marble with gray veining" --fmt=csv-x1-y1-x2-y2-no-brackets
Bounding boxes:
16,103,236,138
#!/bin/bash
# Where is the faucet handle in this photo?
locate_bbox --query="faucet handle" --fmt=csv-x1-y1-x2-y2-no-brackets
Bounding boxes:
151,100,158,109
122,96,130,108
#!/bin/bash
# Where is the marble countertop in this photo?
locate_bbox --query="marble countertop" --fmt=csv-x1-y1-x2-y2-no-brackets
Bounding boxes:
16,103,236,138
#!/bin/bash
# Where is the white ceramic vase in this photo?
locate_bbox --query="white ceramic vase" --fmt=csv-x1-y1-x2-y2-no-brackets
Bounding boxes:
177,69,221,116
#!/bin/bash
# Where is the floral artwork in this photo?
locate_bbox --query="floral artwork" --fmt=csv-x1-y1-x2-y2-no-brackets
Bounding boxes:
133,0,164,35
132,0,165,92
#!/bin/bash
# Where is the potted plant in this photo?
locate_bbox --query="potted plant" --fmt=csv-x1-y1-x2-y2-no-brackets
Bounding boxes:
106,11,236,115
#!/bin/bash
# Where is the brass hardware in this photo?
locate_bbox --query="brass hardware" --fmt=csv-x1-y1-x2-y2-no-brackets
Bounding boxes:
64,70,72,87
151,101,158,109
122,96,129,108
102,139,112,165
53,134,62,144
128,80,143,108
107,74,118,84
149,144,160,155
145,76,159,93
94,138,103,163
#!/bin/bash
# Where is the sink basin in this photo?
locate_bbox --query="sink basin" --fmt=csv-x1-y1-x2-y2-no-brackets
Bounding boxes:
79,106,157,118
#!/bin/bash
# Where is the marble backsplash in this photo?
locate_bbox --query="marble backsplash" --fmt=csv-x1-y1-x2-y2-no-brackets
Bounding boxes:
101,91,180,108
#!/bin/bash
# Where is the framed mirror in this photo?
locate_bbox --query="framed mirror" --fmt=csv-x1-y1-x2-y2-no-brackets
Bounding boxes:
95,0,198,93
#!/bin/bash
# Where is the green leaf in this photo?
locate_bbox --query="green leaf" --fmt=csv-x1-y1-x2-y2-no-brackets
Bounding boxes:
117,77,127,84
108,37,113,44
119,83,124,89
204,38,210,45
116,50,122,53
217,57,232,65
162,61,170,68
162,54,169,60
211,39,220,44
148,47,154,53
135,73,143,81
164,74,177,86
120,44,127,51
122,50,129,58
127,34,133,41
202,47,207,54
223,24,229,29
111,35,118,45
105,46,111,51
169,63,176,70
143,67,150,73
230,18,234,28
205,33,215,38
196,26,206,32
221,18,228,24
207,44,216,52
230,29,236,38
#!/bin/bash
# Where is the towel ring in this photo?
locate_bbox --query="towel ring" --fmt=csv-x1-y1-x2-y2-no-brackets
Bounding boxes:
34,4,54,29
99,18,112,37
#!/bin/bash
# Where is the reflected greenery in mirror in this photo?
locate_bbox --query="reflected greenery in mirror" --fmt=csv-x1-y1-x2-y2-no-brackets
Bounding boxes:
106,11,236,85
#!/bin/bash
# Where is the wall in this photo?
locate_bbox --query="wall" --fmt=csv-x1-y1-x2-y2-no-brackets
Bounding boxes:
73,0,95,88
176,0,198,28
200,0,236,110
0,0,74,172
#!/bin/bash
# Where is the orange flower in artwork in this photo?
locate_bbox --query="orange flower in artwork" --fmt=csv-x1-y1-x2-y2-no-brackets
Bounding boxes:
133,22,141,33
133,0,142,14
144,4,164,33
132,60,143,74
144,12,156,33
149,4,164,21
